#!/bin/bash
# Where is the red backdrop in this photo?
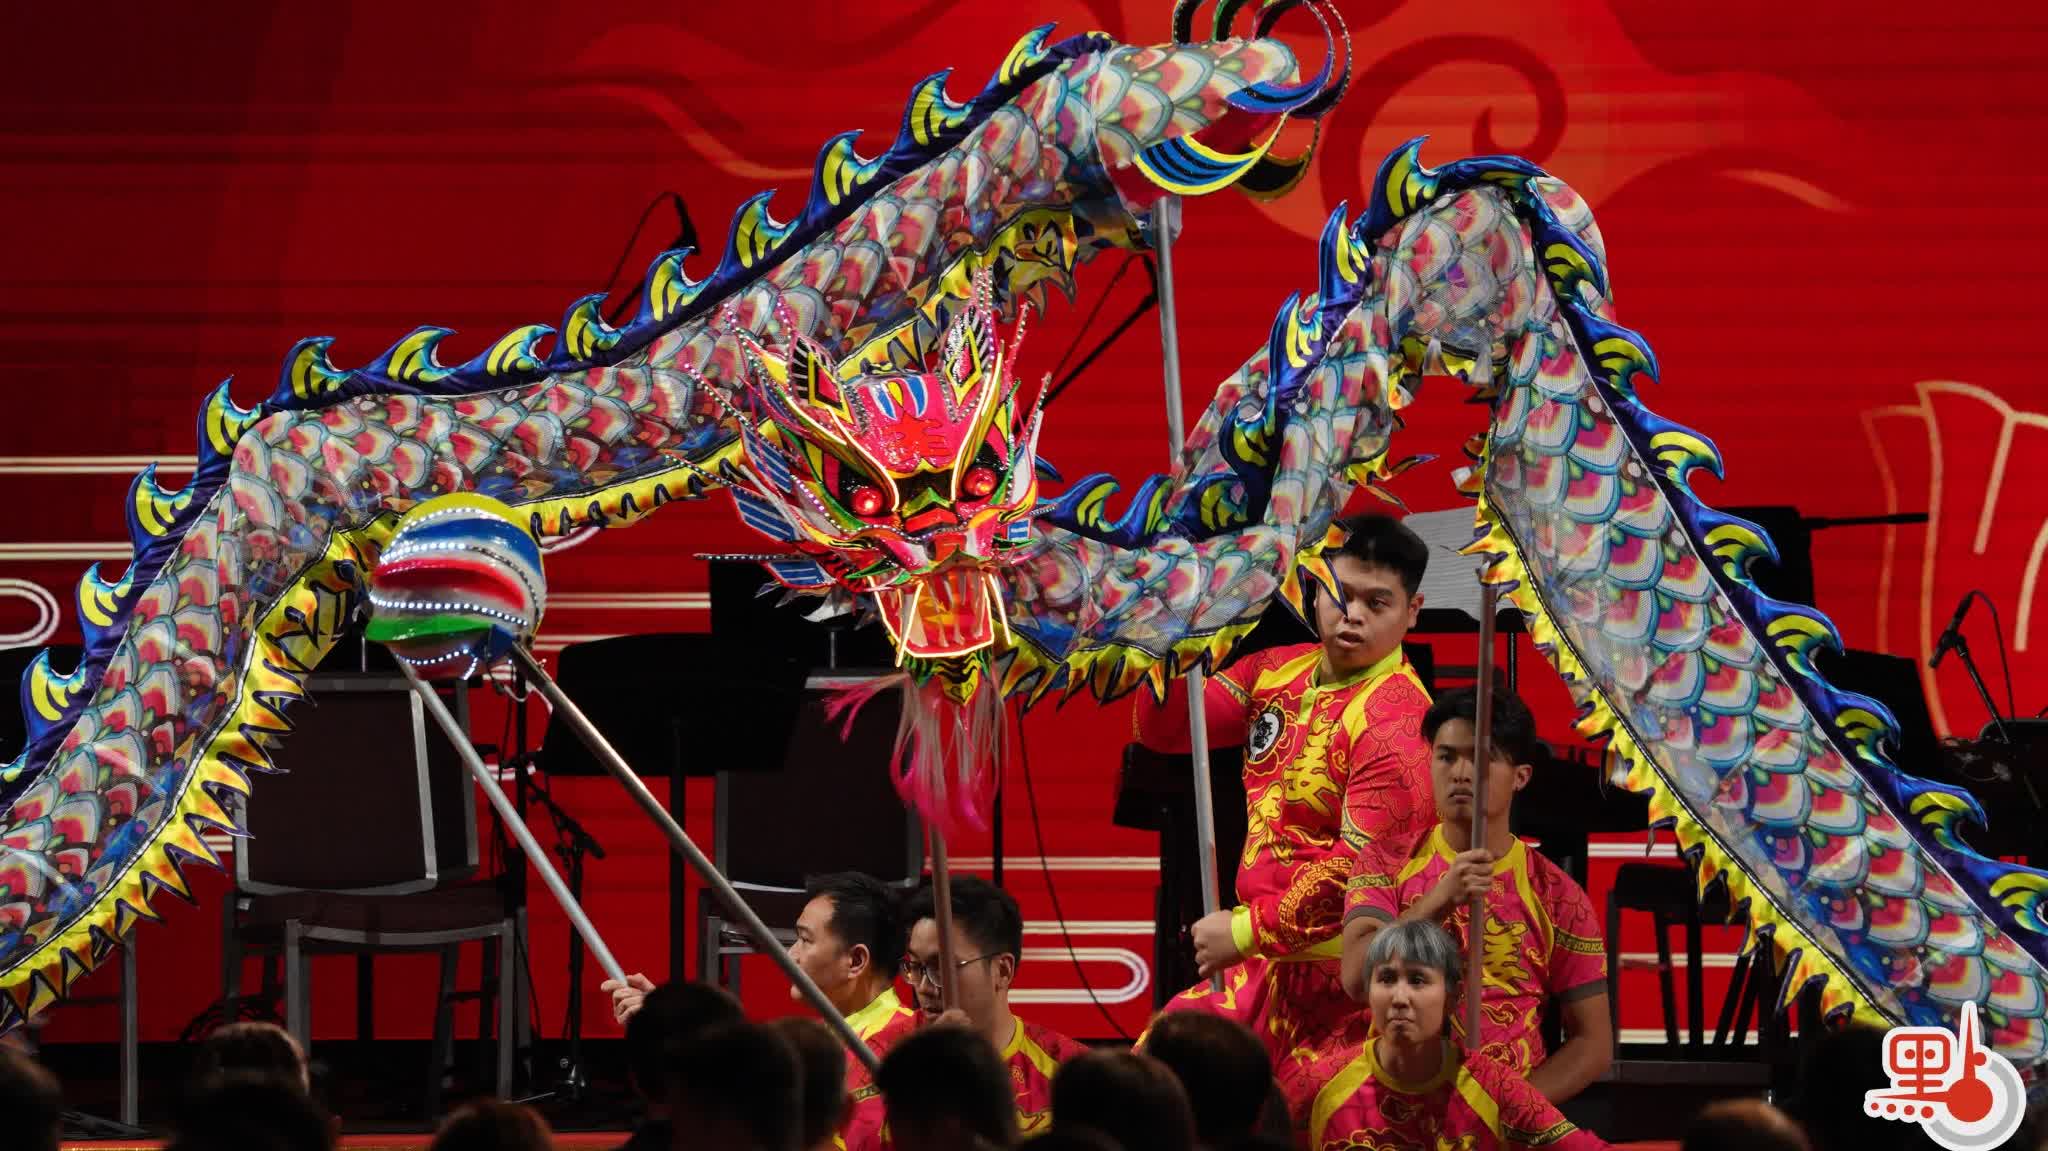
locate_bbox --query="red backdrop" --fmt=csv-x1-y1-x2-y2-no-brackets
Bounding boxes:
4,1,2045,1045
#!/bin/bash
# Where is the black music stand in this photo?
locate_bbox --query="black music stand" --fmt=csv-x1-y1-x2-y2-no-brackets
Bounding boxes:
538,633,810,1006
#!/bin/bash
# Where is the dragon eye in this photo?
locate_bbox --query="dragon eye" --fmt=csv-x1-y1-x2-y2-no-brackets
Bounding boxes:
962,466,999,500
830,457,889,518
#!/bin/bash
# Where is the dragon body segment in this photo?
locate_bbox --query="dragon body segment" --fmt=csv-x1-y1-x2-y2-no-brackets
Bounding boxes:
0,24,1330,1025
7,7,2048,1073
1353,144,2048,1059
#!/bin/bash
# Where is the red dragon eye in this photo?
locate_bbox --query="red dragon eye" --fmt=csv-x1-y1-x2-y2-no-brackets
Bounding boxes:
849,487,884,516
962,466,999,499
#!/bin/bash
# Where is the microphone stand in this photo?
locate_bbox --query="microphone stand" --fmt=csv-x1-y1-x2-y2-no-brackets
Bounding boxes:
1946,630,2016,748
526,778,606,1101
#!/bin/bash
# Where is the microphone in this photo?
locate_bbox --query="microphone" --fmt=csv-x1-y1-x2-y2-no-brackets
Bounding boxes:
1930,592,1975,669
668,192,699,254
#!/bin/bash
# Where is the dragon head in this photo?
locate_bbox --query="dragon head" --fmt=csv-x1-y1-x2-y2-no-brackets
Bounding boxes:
715,271,1044,674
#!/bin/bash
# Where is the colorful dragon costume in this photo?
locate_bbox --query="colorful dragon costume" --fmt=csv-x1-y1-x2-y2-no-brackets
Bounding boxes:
6,2,2048,1075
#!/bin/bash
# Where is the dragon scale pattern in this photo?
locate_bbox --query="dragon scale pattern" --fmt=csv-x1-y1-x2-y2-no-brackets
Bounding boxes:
0,31,1311,1022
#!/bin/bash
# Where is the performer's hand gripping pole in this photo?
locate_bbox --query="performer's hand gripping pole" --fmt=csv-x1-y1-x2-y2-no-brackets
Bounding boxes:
1465,578,1500,1045
510,646,880,1072
399,664,630,989
1151,196,1226,992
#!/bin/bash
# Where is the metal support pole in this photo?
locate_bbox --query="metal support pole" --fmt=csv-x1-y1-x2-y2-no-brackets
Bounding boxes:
930,830,961,1013
1151,196,1225,992
120,934,138,1127
1466,581,1499,1044
508,646,879,1072
401,664,629,989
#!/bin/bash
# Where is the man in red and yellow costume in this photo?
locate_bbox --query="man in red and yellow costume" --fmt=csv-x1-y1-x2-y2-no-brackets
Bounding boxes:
783,873,921,1151
1134,514,1436,1114
901,876,1088,1138
1341,688,1612,1104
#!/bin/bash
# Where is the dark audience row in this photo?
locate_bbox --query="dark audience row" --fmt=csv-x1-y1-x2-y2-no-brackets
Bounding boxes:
3,990,2044,1150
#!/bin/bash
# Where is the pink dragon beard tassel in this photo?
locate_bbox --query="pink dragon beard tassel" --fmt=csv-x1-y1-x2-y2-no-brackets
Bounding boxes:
822,672,1009,835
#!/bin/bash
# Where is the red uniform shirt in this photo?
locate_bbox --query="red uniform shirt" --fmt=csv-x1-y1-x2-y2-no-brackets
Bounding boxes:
1309,1038,1610,1150
1006,1016,1090,1136
1346,827,1607,1073
837,987,920,1151
1141,642,1434,958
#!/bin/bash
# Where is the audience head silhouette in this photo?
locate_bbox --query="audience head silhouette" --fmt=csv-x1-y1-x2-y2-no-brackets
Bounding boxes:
167,1073,334,1151
667,1019,803,1151
628,980,745,1104
769,1015,851,1151
1142,1013,1274,1145
427,1098,554,1151
1050,1049,1198,1151
875,1022,1017,1151
1682,1098,1811,1151
0,1046,62,1151
194,1020,311,1093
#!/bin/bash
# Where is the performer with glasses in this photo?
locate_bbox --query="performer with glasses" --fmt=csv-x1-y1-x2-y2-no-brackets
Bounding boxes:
903,877,1089,1137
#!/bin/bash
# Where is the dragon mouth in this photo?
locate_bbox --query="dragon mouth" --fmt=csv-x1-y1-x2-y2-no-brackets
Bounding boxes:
874,564,1005,660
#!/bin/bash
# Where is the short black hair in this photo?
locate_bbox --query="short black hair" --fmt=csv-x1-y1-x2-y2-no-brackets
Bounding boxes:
0,1047,61,1151
1681,1099,1812,1151
429,1099,554,1151
768,1016,849,1149
627,981,745,1098
875,1024,1014,1146
668,1021,802,1151
906,875,1022,963
1050,1050,1197,1151
1331,514,1428,596
168,1073,332,1151
804,871,907,973
1028,1129,1123,1151
1422,686,1542,768
192,1021,307,1093
1142,1014,1272,1143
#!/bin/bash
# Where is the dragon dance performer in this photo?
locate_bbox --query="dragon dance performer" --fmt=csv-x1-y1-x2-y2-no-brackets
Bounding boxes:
902,878,1088,1139
785,874,921,1151
602,871,916,1151
1133,514,1436,1107
1310,919,1609,1150
1339,689,1612,1105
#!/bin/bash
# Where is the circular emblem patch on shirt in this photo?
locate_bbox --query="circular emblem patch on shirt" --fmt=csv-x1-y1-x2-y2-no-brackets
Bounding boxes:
1248,706,1283,761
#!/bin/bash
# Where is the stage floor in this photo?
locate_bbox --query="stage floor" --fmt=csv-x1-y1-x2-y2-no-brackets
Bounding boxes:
61,1130,630,1138
64,1130,1687,1138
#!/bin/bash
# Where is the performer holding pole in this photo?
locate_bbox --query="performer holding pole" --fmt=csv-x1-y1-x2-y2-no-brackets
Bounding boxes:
365,492,879,1071
1150,195,1226,992
1340,602,1616,1105
1131,512,1437,1120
